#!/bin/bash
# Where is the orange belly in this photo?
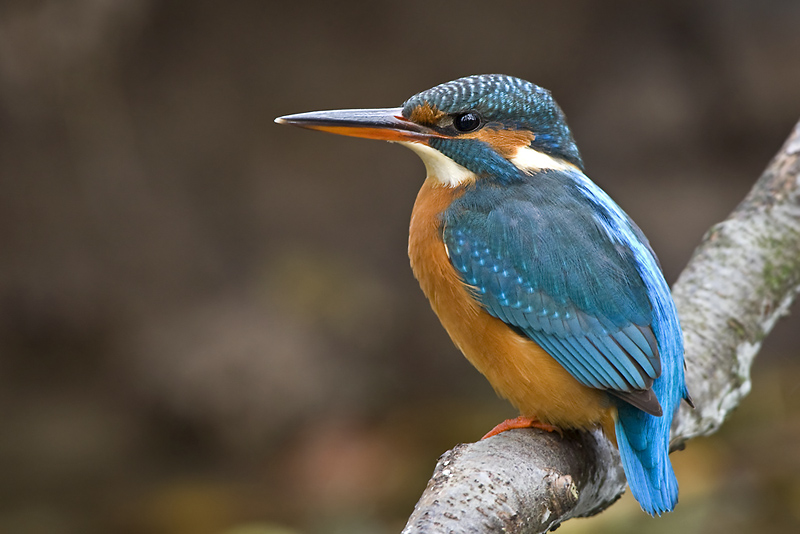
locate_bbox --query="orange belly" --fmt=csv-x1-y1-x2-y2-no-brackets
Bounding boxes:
408,178,617,438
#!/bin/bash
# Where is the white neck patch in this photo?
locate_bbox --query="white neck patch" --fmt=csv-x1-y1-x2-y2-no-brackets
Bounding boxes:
509,144,577,174
398,141,478,187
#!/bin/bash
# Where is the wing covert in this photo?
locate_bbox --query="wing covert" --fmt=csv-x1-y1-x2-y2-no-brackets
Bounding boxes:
442,179,664,414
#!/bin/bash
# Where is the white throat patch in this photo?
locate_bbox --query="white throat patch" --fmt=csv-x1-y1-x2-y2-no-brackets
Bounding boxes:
398,140,576,186
399,141,478,187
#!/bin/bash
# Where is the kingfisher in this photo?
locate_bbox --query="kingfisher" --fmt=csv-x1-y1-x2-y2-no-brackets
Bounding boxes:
276,74,692,516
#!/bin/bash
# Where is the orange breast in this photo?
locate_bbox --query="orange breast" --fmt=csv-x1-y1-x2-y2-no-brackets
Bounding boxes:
408,178,617,437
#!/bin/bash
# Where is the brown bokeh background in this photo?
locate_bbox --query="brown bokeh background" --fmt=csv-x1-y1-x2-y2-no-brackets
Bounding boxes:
2,1,800,533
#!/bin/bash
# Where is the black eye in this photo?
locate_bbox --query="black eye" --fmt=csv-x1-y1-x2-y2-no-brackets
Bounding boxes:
453,111,481,132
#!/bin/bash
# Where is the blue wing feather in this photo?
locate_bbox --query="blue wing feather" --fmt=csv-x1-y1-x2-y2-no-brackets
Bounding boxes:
443,173,660,398
442,168,690,516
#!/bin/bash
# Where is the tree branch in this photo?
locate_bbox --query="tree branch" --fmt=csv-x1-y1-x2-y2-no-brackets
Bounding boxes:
402,119,800,534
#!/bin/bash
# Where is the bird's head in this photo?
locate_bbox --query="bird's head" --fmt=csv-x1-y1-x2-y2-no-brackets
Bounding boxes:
276,74,583,187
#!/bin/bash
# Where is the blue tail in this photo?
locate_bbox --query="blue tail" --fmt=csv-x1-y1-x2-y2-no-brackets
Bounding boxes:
613,288,690,515
615,401,679,515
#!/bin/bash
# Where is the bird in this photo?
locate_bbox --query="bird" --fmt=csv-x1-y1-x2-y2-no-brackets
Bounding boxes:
275,74,692,516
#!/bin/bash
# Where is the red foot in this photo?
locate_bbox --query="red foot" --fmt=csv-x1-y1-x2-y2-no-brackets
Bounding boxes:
481,416,563,440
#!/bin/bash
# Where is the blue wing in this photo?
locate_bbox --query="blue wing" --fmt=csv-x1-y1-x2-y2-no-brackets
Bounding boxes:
442,171,665,414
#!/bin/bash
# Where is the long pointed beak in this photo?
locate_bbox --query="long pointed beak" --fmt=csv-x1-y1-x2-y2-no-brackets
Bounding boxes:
274,107,438,142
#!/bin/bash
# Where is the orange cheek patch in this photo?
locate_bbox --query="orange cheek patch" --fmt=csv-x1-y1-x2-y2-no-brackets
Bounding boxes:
463,128,536,158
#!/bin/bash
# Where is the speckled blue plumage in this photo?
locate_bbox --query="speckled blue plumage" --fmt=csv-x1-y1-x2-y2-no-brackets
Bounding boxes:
443,172,657,386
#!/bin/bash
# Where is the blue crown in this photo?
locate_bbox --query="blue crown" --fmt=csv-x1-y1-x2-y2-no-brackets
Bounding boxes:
403,74,583,169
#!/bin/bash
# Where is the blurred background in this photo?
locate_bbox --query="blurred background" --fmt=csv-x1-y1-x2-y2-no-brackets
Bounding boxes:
1,1,800,533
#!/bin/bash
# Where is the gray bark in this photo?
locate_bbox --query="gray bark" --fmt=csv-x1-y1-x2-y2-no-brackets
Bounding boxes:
402,119,800,534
